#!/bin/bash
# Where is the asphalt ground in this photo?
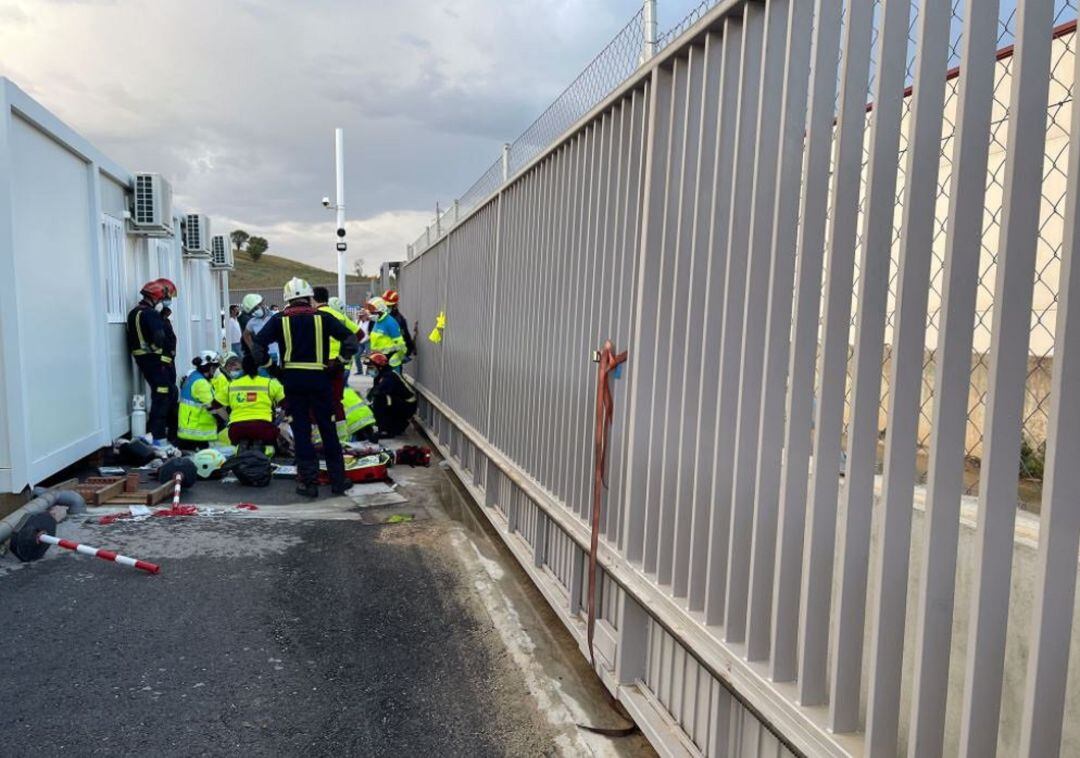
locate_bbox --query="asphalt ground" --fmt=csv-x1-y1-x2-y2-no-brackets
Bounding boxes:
0,430,654,757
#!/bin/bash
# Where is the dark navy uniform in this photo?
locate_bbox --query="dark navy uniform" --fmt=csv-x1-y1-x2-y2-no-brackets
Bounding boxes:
126,300,178,440
368,363,417,437
252,303,359,491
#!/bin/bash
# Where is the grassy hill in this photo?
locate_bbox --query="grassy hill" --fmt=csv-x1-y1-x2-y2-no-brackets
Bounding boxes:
229,249,370,290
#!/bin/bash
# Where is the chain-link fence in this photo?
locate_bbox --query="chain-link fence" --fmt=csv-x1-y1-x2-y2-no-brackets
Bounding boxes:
408,0,1076,512
829,0,1077,512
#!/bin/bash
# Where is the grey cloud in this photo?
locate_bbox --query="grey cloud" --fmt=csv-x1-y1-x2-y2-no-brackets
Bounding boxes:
2,0,653,267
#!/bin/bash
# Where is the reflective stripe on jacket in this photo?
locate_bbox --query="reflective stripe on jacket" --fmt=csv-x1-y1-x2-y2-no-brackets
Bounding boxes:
224,375,285,424
343,387,376,435
318,305,361,360
178,370,218,441
369,314,407,367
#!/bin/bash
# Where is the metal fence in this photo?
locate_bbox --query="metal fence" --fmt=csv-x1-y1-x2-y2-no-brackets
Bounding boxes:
401,0,1080,755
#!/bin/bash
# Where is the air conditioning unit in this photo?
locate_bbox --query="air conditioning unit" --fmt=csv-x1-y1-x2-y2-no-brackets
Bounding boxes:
130,173,174,235
210,235,234,270
182,214,212,258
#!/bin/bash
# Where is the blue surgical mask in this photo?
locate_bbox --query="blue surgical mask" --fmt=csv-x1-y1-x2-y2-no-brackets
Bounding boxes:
228,369,243,380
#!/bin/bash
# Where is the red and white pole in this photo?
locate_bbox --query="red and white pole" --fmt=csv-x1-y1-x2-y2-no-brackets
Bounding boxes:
37,534,161,574
172,473,183,508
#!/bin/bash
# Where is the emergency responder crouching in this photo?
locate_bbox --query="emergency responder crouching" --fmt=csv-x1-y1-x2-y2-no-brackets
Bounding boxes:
178,351,224,449
126,278,180,448
366,352,417,437
251,277,359,498
223,355,285,455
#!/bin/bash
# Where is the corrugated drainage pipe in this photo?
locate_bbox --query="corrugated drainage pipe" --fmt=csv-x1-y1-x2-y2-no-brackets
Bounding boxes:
0,490,87,546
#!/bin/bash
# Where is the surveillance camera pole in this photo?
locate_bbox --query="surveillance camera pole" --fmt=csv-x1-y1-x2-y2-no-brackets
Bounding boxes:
334,127,346,300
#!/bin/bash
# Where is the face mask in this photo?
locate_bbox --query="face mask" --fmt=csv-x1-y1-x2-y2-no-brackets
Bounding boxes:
161,299,172,309
154,301,165,312
228,369,243,380
253,306,267,318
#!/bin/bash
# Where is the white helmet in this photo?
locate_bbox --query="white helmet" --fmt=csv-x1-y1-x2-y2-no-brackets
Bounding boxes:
241,293,264,314
283,277,314,302
194,350,219,368
367,296,388,318
327,296,347,314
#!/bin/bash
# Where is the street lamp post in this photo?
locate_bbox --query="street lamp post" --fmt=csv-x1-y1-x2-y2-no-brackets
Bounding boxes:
334,127,346,300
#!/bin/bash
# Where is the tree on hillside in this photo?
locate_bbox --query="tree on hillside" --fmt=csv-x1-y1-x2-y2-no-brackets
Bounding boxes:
230,229,250,253
246,236,269,261
353,258,366,278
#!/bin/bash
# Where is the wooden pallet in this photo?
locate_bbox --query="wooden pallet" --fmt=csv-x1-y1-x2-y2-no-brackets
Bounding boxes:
103,479,175,507
72,477,126,506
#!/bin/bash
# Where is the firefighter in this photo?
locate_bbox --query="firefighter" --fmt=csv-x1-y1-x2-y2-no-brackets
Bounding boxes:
366,352,417,438
126,278,179,447
159,296,180,442
382,289,415,358
313,287,361,442
366,297,407,370
177,351,223,448
251,277,359,498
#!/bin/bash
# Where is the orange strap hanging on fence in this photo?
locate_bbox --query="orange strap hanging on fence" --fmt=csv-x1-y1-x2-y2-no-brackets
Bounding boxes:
587,340,627,668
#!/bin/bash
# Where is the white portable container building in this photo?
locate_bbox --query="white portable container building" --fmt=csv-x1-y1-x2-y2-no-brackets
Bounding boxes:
0,78,230,493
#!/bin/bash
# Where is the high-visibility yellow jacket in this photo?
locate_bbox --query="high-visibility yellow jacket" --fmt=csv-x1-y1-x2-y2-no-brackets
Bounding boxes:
211,372,230,406
318,305,361,361
223,374,285,424
178,370,218,442
343,387,376,435
369,314,407,367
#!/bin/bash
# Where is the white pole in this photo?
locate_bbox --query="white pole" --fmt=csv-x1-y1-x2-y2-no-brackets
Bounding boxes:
335,127,346,300
642,0,657,61
501,143,510,181
221,270,230,350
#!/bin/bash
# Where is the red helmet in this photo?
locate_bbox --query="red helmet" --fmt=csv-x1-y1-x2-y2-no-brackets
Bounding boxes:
382,289,399,306
366,352,389,368
140,280,168,301
156,278,178,298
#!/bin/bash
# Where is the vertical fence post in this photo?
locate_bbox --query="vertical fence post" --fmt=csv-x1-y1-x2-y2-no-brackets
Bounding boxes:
502,143,511,182
907,0,999,754
642,0,658,61
959,0,1056,753
435,201,442,237
1018,26,1080,750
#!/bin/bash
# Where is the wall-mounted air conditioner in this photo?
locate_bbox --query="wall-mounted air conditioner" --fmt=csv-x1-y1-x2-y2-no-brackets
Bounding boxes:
182,214,212,258
210,235,234,270
130,173,174,235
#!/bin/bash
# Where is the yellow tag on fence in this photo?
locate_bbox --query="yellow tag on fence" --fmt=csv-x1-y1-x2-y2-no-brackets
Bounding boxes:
428,327,443,344
435,311,446,329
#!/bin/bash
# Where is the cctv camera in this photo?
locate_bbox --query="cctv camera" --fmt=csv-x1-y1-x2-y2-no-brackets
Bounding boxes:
321,196,331,208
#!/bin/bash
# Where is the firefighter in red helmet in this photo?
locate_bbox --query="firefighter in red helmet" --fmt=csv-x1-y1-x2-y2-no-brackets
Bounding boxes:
126,279,179,446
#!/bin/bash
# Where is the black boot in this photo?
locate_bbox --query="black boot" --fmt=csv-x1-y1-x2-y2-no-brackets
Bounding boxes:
296,482,319,498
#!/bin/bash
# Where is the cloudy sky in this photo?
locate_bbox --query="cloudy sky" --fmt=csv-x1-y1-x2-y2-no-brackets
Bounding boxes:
0,0,703,273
